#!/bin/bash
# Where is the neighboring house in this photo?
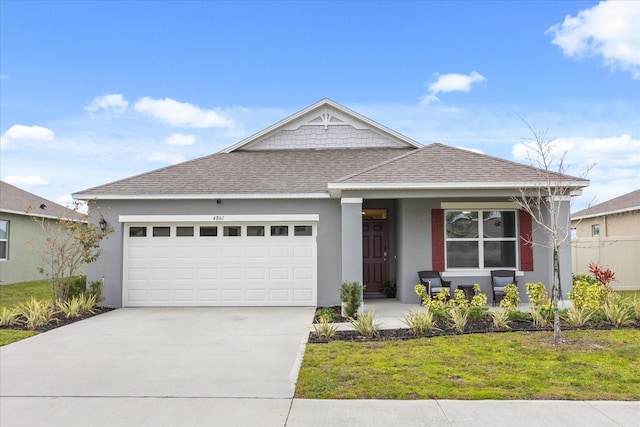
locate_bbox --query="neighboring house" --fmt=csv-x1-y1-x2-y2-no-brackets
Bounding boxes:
73,99,589,308
571,189,640,290
0,181,85,285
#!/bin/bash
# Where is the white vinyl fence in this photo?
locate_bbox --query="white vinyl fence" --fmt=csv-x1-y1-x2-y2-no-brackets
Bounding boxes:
572,236,640,290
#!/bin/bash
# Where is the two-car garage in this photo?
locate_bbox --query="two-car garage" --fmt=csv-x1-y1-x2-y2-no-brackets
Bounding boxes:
121,215,318,307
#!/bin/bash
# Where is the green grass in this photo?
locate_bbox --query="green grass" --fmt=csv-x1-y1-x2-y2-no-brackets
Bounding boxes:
618,290,640,299
296,329,640,400
0,279,52,346
0,330,38,346
0,279,52,308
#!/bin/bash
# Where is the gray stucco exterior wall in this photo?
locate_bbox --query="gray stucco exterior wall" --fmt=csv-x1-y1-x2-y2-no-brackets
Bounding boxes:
88,196,575,308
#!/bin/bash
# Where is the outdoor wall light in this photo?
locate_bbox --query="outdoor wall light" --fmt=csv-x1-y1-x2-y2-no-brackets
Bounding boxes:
99,218,107,231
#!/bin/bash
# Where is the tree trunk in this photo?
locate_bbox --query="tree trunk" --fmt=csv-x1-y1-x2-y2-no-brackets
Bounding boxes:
553,247,562,343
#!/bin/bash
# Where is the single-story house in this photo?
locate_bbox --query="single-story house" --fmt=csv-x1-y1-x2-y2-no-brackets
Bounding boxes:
0,181,85,285
73,99,589,308
571,189,640,290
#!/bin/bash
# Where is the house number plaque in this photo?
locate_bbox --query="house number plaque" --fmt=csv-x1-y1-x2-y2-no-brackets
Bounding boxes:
212,215,225,221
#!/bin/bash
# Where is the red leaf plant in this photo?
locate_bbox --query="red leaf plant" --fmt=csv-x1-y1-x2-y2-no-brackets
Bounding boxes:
588,261,616,289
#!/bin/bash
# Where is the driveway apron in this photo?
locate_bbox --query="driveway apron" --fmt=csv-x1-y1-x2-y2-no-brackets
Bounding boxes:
1,307,314,426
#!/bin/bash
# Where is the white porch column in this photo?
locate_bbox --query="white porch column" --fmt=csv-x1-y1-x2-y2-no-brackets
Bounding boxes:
341,197,363,285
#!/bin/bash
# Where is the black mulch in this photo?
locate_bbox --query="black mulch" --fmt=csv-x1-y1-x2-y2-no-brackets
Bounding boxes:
310,306,640,343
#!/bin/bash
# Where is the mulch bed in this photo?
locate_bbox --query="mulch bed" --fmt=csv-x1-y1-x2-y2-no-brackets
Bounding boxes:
0,307,115,333
310,306,640,343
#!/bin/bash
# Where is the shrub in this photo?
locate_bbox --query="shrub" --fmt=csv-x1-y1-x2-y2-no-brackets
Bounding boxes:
466,305,489,322
526,282,551,309
20,298,57,330
563,306,593,327
490,309,511,330
448,306,469,333
588,261,616,288
402,308,436,335
57,297,83,319
88,280,104,306
569,278,608,310
470,284,488,307
312,318,338,340
349,310,379,338
530,307,553,328
499,284,520,312
340,281,363,318
453,289,469,308
78,293,97,313
507,310,531,322
0,307,22,326
315,307,338,323
602,299,634,327
67,275,87,299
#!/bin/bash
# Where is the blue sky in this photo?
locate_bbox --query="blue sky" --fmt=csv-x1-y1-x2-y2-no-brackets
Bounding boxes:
1,1,638,212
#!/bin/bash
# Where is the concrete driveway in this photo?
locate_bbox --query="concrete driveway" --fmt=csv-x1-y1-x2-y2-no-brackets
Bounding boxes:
1,307,315,426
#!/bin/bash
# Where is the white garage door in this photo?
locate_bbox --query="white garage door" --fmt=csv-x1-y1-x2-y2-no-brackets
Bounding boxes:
121,215,317,307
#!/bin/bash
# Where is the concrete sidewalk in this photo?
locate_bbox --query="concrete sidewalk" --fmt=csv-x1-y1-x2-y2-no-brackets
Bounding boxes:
2,397,637,426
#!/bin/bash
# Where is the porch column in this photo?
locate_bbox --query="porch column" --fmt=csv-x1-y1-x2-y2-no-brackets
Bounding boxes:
341,197,363,285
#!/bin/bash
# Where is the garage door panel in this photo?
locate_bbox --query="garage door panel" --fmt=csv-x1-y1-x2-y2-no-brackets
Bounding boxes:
246,267,266,280
123,221,316,307
198,268,218,280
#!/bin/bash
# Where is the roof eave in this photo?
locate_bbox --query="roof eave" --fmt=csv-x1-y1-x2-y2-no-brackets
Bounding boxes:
72,192,331,201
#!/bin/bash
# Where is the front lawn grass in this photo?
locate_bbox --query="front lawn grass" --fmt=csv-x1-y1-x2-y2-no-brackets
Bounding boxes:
0,279,51,346
0,279,52,308
296,329,640,400
0,330,38,346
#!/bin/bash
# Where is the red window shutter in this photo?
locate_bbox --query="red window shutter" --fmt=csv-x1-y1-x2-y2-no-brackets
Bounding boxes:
519,209,534,271
432,209,445,271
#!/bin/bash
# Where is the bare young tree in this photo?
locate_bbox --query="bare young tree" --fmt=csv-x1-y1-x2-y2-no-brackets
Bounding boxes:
28,203,112,304
512,122,591,343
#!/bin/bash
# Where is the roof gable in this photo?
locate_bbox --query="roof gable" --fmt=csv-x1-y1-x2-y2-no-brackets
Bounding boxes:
222,99,421,152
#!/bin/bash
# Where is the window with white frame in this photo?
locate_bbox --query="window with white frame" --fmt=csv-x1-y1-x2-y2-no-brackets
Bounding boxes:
0,220,8,260
445,210,517,269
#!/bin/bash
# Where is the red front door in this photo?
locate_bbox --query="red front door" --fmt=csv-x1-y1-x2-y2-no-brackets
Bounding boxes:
362,221,388,293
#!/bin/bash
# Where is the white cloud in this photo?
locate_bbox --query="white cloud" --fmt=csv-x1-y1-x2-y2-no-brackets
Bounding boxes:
420,71,486,105
1,124,55,149
547,1,640,78
134,97,235,128
512,134,640,211
148,151,187,164
85,94,129,113
165,133,196,146
4,175,48,187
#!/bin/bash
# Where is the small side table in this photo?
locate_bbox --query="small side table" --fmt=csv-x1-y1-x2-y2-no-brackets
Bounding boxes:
457,284,474,302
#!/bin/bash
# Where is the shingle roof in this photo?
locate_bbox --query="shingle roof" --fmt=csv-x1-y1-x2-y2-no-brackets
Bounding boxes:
74,148,413,197
74,144,589,199
1,181,84,220
572,189,640,219
337,143,587,185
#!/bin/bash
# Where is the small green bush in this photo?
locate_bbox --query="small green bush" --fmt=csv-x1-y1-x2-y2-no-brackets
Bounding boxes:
448,306,469,333
499,284,520,312
339,281,363,318
315,307,338,323
88,280,104,306
348,310,379,338
0,307,22,326
526,282,551,309
312,318,338,340
20,298,57,330
569,278,608,310
562,306,594,327
490,309,511,330
67,275,87,300
402,308,436,335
